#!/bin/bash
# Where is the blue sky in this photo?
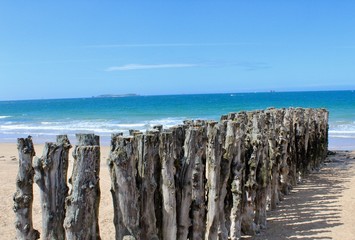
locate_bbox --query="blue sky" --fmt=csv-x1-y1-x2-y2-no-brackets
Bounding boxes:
0,1,354,100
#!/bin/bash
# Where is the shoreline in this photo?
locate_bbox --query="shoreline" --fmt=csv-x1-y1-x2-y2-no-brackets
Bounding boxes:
1,143,355,239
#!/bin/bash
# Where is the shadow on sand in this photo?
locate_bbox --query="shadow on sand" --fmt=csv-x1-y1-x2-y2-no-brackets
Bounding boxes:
248,152,354,240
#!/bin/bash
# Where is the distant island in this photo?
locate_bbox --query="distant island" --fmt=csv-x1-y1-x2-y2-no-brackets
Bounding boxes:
94,94,139,98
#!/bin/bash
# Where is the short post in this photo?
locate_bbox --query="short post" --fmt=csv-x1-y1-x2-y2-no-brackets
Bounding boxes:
34,135,71,240
64,134,101,240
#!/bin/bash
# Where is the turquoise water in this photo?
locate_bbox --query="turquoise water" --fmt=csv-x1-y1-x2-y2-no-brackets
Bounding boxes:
0,91,354,148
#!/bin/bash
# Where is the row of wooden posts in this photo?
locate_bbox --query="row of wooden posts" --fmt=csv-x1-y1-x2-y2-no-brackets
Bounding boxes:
13,107,329,240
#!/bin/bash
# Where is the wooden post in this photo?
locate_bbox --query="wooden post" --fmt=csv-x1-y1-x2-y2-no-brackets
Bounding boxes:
13,136,40,240
205,121,223,240
108,133,131,240
33,135,71,240
64,134,101,240
229,113,247,240
241,111,261,235
176,126,204,240
294,108,307,180
218,120,235,239
190,125,207,240
254,111,271,230
137,132,160,239
108,135,140,239
159,131,178,240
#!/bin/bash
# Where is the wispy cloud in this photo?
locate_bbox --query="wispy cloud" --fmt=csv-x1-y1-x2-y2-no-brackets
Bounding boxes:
105,63,200,71
105,61,270,72
86,42,256,48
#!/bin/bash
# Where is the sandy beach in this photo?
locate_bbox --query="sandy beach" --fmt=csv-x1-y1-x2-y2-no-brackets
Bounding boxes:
1,143,354,239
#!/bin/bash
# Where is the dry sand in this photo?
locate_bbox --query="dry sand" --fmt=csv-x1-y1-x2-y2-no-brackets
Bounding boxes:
0,143,354,239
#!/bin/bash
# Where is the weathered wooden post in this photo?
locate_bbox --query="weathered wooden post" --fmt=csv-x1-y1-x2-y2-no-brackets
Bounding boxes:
283,108,297,187
218,120,235,239
205,121,224,240
229,113,247,240
254,111,270,229
319,109,329,161
294,108,307,179
159,130,178,240
64,134,101,240
13,136,40,240
190,124,207,240
268,109,283,209
33,135,71,240
176,125,204,240
108,134,140,239
108,133,130,240
306,109,317,170
241,111,261,235
137,131,160,240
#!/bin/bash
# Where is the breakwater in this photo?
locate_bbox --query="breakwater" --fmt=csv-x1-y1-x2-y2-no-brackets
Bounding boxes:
13,107,328,240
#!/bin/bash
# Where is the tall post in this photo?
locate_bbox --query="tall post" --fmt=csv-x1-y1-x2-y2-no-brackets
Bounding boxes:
13,136,40,240
229,113,247,240
159,131,178,240
190,125,207,240
108,135,140,239
176,126,202,240
137,132,160,239
64,134,101,240
34,135,71,240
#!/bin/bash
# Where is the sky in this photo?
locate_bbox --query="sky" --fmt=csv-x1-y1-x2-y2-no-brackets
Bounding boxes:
0,1,355,100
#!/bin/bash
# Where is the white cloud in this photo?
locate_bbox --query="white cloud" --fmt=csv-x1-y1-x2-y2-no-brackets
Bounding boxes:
105,63,200,71
86,42,256,48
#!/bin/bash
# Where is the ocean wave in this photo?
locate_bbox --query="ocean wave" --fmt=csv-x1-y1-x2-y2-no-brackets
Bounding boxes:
0,117,186,137
0,116,11,119
329,130,355,134
329,134,355,139
328,120,355,138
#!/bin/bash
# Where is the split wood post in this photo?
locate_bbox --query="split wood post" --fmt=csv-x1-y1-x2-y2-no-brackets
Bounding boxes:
283,108,297,187
159,130,178,240
108,133,131,240
13,136,40,240
294,108,307,180
229,112,247,240
274,109,287,201
190,124,207,240
241,111,261,235
268,109,282,209
33,135,71,240
176,125,203,240
220,120,239,239
277,110,290,195
306,109,317,170
108,135,140,239
313,108,327,169
218,120,237,239
318,109,329,161
64,134,101,240
254,111,270,229
137,131,160,240
205,121,223,240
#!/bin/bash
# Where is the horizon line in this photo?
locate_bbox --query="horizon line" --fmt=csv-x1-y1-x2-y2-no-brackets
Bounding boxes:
1,89,354,102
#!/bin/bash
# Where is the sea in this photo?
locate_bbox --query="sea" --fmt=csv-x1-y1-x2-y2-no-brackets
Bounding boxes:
0,90,354,150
